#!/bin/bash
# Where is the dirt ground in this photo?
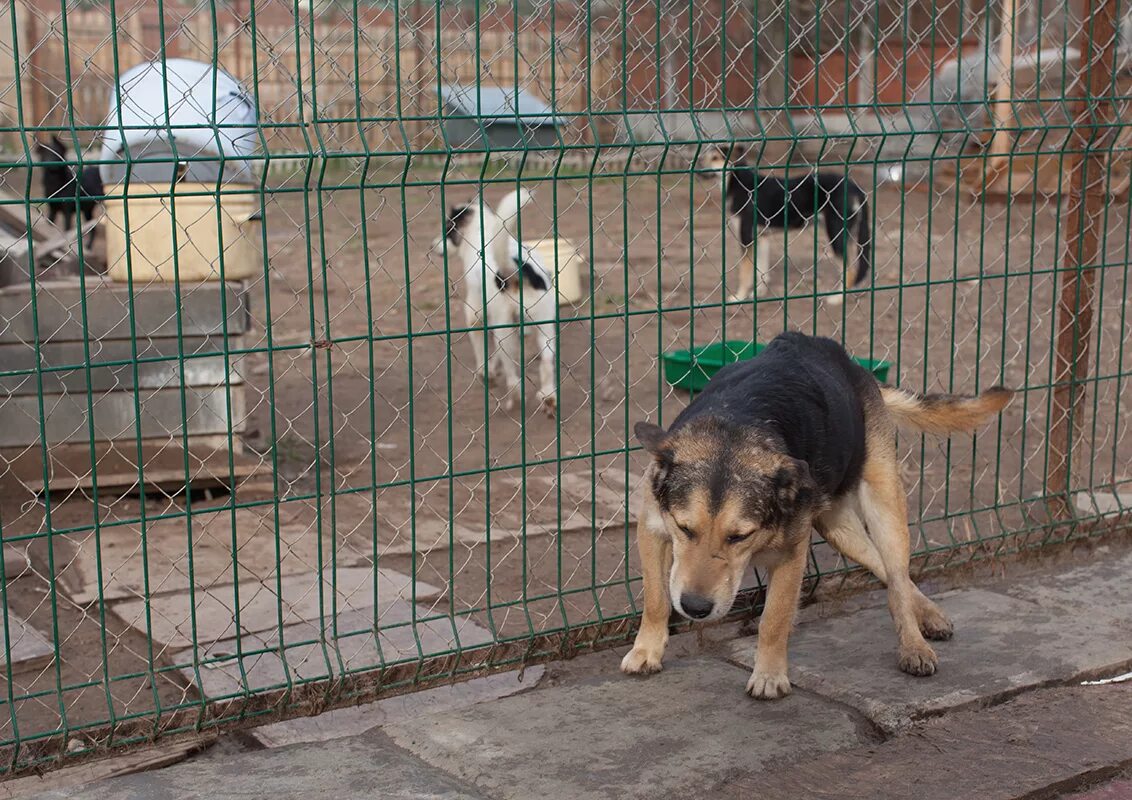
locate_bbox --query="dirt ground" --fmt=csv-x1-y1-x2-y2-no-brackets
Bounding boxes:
2,164,1131,756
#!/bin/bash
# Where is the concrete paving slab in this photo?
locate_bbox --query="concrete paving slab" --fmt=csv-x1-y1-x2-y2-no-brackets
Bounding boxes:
703,683,1132,800
0,610,53,674
26,728,491,800
112,567,443,649
64,509,381,604
173,602,492,696
1075,490,1132,516
384,656,863,800
3,546,30,579
728,588,1132,731
1001,546,1132,625
252,664,545,747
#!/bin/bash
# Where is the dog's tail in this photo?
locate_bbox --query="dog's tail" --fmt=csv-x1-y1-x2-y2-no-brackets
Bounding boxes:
880,384,1013,435
495,188,534,239
851,196,870,288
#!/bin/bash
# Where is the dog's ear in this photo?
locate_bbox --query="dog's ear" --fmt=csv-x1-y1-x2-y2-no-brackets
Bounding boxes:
445,204,468,244
765,458,818,527
636,421,675,498
634,421,668,456
638,423,670,466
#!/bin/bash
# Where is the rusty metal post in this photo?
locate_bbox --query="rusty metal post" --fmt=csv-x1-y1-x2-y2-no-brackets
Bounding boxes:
1046,0,1119,518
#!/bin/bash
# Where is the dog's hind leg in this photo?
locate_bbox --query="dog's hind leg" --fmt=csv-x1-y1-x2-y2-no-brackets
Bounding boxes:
486,294,521,411
816,500,886,580
463,300,488,377
817,498,952,641
910,585,953,641
529,298,557,418
859,446,941,676
621,502,673,675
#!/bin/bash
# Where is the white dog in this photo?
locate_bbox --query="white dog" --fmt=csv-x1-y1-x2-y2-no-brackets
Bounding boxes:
435,188,557,417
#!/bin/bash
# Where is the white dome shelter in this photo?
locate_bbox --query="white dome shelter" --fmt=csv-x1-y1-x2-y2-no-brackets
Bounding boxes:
99,58,263,283
99,58,259,184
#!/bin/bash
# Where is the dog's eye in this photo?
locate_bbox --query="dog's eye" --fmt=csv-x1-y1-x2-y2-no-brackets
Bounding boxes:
726,531,754,545
676,524,697,541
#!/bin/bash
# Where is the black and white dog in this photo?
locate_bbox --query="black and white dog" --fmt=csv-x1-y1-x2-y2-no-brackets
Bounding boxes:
700,145,871,305
436,188,558,417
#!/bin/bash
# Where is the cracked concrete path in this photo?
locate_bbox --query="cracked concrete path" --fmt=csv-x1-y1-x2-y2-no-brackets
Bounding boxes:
702,683,1132,800
727,585,1132,731
20,545,1132,800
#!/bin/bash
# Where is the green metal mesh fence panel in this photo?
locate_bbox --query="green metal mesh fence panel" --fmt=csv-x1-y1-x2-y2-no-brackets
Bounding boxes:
0,0,1128,773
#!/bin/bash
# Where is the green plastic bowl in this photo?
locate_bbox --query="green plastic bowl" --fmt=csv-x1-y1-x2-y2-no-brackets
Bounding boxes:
662,340,891,394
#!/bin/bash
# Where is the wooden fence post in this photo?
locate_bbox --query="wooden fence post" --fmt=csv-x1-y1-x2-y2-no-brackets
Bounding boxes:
1046,0,1119,518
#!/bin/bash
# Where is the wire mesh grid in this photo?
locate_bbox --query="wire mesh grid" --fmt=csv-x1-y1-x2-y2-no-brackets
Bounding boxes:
0,0,1128,773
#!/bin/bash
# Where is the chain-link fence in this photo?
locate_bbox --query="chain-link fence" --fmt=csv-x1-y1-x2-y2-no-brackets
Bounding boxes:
0,0,1129,775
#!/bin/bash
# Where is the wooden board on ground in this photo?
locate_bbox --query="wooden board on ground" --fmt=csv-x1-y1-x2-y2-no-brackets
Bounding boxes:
0,440,267,497
0,735,214,799
0,611,53,675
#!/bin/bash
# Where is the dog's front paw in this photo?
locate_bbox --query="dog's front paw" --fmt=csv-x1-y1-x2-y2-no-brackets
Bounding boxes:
898,643,938,677
728,290,754,303
537,393,557,419
825,293,844,307
746,669,791,700
620,645,664,676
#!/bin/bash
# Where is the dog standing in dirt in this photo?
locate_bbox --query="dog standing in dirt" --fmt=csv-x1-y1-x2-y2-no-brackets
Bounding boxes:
700,145,871,305
621,331,1012,697
437,188,558,417
36,135,103,248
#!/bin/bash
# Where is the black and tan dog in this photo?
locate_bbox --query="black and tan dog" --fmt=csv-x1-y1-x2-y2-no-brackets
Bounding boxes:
622,332,1012,698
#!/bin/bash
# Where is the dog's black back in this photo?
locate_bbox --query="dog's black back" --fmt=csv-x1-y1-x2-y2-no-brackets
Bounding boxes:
669,332,872,498
726,165,871,288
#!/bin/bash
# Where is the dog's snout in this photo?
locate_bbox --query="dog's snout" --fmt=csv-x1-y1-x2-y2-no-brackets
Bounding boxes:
678,593,715,620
